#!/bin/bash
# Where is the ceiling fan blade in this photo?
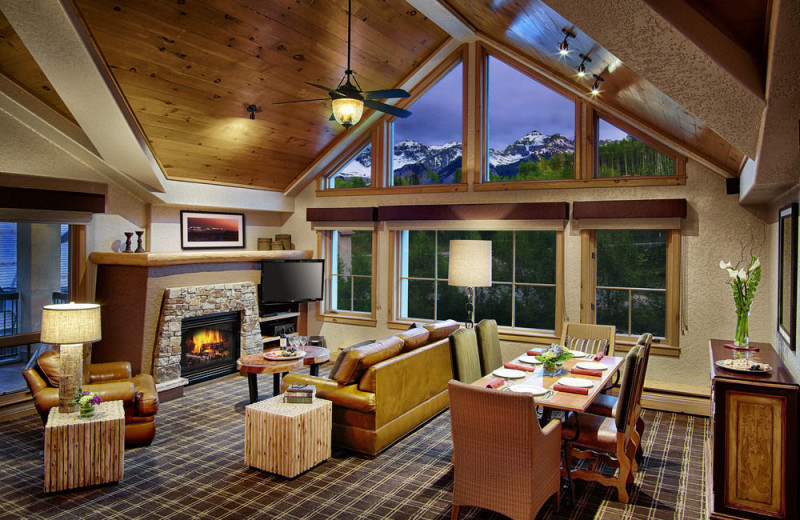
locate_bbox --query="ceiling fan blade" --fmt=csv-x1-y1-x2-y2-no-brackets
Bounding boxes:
272,98,331,105
305,82,347,99
364,99,412,118
363,88,410,100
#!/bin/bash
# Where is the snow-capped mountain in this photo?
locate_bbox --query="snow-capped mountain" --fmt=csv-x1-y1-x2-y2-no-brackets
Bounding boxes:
336,130,575,184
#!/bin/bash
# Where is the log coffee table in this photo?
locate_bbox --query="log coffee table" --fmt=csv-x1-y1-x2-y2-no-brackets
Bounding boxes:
301,345,331,377
238,353,304,403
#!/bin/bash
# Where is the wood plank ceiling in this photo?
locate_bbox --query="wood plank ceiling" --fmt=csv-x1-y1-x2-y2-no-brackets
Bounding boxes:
0,0,770,190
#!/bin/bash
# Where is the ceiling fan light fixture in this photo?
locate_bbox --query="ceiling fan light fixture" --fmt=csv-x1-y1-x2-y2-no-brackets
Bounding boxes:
332,97,364,128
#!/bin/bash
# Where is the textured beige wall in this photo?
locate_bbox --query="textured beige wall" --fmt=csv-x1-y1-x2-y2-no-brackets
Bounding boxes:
283,160,776,394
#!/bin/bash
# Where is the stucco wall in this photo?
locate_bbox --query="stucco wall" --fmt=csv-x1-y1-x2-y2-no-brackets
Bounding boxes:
282,160,777,394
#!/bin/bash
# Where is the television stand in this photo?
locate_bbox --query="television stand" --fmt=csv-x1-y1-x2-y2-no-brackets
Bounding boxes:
257,302,305,346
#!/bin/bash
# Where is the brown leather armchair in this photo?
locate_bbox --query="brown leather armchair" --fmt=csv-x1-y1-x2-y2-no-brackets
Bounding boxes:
23,349,158,447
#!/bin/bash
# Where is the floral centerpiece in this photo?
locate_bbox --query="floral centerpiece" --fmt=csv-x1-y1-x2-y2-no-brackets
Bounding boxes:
75,390,102,418
719,256,761,347
535,344,574,376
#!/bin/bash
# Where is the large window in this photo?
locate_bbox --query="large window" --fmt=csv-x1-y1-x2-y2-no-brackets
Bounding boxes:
1,223,74,395
327,143,372,189
397,229,560,331
596,118,675,178
391,62,463,186
323,230,375,319
486,56,575,182
584,229,680,346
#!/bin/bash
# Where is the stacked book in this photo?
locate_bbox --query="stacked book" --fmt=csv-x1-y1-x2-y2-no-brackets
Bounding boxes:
283,384,316,404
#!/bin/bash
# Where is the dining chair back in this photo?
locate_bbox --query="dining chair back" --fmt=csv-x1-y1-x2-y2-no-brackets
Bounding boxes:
448,328,483,383
449,379,561,520
562,345,641,503
560,322,616,355
475,319,503,376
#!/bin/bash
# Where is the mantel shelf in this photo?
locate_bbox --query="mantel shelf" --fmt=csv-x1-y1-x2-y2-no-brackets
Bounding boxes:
89,250,313,267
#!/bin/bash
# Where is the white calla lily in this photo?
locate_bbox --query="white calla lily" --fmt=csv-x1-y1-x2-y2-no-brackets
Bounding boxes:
749,258,760,271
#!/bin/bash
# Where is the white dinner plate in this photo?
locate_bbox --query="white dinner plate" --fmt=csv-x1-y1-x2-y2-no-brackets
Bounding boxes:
508,384,547,396
517,355,542,364
568,350,588,358
493,368,527,379
575,361,608,371
557,377,594,388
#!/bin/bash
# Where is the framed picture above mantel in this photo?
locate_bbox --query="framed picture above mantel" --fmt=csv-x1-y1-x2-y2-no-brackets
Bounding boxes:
180,211,245,250
778,202,797,350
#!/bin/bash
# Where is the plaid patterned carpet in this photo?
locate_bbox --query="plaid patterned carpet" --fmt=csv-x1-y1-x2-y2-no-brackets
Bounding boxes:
0,369,708,520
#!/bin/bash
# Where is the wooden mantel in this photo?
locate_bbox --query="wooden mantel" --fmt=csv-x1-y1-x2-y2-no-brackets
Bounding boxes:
89,250,312,267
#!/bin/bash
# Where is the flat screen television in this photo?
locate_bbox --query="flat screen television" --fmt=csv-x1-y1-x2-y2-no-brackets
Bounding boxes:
260,259,324,305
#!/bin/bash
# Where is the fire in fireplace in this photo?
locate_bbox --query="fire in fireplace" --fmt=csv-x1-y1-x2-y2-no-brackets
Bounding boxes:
180,312,241,384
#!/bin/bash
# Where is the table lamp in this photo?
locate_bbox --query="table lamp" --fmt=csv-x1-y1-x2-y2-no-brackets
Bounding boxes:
40,302,102,413
448,240,492,328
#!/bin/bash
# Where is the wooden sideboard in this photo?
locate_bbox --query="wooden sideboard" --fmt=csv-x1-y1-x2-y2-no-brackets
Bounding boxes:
708,339,798,520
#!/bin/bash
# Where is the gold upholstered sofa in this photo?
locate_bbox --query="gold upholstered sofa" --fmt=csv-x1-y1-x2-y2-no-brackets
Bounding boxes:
282,320,459,456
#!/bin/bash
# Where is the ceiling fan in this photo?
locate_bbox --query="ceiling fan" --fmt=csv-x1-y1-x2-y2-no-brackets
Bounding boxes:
273,0,412,128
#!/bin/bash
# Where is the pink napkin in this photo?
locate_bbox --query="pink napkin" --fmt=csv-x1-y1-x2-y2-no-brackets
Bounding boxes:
723,343,759,351
593,351,605,361
553,383,589,395
504,362,535,372
570,367,602,377
486,378,504,389
526,349,544,356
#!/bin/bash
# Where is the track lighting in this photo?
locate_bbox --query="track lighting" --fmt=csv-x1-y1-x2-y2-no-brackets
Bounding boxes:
591,74,604,95
577,53,592,77
559,28,576,56
246,104,261,120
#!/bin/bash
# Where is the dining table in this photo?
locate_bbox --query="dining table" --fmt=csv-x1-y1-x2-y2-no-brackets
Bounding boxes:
472,350,625,413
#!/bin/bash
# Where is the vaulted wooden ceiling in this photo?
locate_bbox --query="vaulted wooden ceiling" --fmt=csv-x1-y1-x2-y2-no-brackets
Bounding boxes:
0,0,772,192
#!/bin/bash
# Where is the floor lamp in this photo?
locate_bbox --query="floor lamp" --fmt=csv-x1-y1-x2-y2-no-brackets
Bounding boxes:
40,303,102,413
448,240,492,328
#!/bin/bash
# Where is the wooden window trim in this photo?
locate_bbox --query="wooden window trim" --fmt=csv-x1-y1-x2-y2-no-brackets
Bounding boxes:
316,229,377,326
581,228,681,351
592,108,687,182
388,228,564,334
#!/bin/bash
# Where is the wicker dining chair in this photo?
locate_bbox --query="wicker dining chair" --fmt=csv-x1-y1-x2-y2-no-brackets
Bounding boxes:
448,379,562,520
475,319,503,376
559,322,616,355
561,345,641,503
448,328,483,383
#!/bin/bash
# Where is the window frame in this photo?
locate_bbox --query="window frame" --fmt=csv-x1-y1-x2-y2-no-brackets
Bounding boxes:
581,228,681,355
316,228,378,326
388,226,564,342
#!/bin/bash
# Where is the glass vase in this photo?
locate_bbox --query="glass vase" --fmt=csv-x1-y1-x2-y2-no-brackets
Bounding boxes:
734,310,750,348
542,362,563,377
79,403,94,418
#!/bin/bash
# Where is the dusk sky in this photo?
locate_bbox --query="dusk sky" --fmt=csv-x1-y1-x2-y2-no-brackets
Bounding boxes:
392,57,628,149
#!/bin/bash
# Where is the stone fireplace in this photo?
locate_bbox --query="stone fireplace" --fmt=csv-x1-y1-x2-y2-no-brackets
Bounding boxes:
153,282,263,389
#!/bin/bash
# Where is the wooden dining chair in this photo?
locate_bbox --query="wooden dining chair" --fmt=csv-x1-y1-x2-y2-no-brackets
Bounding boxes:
448,328,483,383
561,345,641,503
475,319,503,376
560,322,616,355
448,379,562,520
586,333,652,464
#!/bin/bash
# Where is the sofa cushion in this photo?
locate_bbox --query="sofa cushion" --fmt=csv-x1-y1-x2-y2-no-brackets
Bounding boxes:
424,319,460,342
37,349,61,387
333,336,404,385
396,327,431,353
328,339,374,381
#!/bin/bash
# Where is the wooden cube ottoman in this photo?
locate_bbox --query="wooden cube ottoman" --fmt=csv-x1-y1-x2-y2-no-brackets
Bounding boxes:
245,395,332,478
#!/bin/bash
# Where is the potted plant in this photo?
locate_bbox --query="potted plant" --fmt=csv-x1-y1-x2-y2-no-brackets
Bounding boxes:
535,344,574,376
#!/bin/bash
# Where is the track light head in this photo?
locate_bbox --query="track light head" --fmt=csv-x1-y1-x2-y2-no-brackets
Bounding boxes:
559,28,576,56
577,53,592,77
591,74,604,95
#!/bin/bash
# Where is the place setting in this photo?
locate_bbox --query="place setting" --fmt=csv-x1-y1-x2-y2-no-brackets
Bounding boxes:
570,360,608,377
551,376,595,395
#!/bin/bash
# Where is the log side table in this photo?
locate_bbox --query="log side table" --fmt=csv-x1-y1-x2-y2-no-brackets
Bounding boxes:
245,395,332,478
44,400,125,492
238,353,304,403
